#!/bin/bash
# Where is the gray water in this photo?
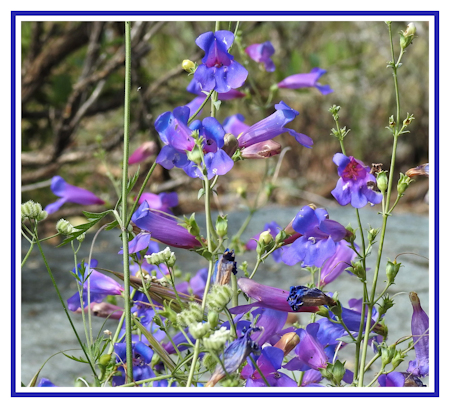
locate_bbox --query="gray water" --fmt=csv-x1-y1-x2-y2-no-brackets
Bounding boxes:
20,206,430,387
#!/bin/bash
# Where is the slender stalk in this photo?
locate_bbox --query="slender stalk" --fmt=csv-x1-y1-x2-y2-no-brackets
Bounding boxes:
121,21,134,384
21,240,34,267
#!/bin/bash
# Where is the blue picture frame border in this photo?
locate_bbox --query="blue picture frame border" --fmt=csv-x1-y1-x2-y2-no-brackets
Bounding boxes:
11,10,439,397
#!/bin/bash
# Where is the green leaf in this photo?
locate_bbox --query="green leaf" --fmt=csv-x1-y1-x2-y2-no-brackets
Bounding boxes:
62,353,89,364
198,188,205,200
82,210,112,221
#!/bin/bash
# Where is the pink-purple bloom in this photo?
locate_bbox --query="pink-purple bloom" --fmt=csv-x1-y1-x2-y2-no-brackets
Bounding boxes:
281,205,348,268
407,292,429,377
277,68,333,95
331,153,383,208
245,221,283,262
245,41,276,72
131,200,201,249
319,240,357,286
378,372,406,387
232,102,313,149
138,192,178,214
193,30,248,93
128,141,157,164
44,175,104,214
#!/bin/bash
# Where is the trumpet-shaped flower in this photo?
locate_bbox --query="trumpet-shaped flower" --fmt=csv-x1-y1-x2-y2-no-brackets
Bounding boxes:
128,141,157,164
235,102,313,149
138,192,178,214
277,68,333,95
319,240,357,286
281,205,348,268
245,41,276,72
44,176,104,214
193,30,248,93
131,201,201,249
331,153,383,208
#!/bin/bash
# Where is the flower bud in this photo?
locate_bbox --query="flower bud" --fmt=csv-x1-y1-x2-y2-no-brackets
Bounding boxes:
386,260,401,284
376,171,388,194
202,327,231,351
222,133,239,157
273,332,300,356
388,115,395,128
344,224,356,244
207,311,220,328
236,185,247,199
378,295,395,316
241,140,281,159
348,260,366,281
206,284,232,312
367,226,380,244
381,343,396,368
98,353,112,367
400,23,416,50
182,59,196,73
215,215,228,238
187,146,203,165
189,321,211,340
177,303,203,326
56,218,74,235
36,210,48,222
391,349,406,369
259,230,273,245
397,173,414,196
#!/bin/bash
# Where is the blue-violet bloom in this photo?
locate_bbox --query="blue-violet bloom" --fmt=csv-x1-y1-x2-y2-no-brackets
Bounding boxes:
331,153,383,208
245,41,276,72
277,68,333,95
193,30,248,93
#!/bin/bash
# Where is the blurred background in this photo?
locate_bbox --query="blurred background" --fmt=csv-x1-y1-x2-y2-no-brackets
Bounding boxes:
21,20,429,230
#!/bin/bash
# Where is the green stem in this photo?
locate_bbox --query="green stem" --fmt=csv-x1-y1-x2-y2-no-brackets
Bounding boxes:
35,231,98,379
21,240,35,267
249,355,271,387
121,21,133,384
187,90,213,125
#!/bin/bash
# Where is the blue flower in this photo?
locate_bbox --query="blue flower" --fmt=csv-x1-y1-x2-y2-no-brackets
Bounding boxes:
193,30,248,93
281,205,348,267
331,153,383,208
245,41,276,72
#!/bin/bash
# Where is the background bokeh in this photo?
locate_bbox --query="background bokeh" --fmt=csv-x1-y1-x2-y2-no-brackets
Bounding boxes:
21,20,429,228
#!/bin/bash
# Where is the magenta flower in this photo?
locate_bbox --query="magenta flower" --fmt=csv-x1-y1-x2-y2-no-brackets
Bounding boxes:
245,41,276,72
193,30,248,93
407,292,429,377
277,68,333,95
131,200,201,249
331,153,383,208
235,102,313,149
128,141,157,164
319,240,357,286
229,278,327,314
138,191,178,214
378,372,406,387
44,175,104,214
281,205,348,268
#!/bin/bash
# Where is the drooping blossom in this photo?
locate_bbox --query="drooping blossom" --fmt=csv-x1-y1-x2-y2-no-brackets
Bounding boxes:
131,200,201,249
67,260,123,312
319,240,357,286
406,163,429,178
112,341,155,387
186,79,246,115
281,205,348,268
245,41,276,72
331,153,383,208
233,102,313,149
277,68,333,95
137,192,178,214
44,175,104,214
407,292,429,377
128,141,157,164
193,30,248,93
206,327,261,387
245,221,283,262
155,106,233,180
229,278,330,314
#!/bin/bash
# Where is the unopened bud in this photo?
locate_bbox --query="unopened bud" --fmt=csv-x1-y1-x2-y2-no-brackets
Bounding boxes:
378,295,395,316
182,59,196,73
215,215,228,238
386,260,401,284
273,332,300,356
56,218,74,235
177,303,203,326
381,343,396,367
207,311,220,328
189,321,211,340
187,146,203,165
400,23,416,50
202,327,231,351
376,171,388,194
397,173,414,196
206,284,232,312
222,133,239,157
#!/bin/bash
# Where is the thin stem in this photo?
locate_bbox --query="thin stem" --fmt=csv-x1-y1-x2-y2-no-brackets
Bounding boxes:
21,240,35,267
249,355,271,387
187,90,213,125
121,21,133,384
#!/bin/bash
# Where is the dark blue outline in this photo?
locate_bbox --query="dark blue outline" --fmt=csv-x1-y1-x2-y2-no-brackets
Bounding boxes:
12,10,439,398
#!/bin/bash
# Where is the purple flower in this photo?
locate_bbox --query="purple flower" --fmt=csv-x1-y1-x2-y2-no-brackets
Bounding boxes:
287,285,336,311
128,141,157,164
331,153,383,208
319,240,357,286
378,372,405,387
44,176,104,214
67,260,123,312
37,378,57,387
235,102,313,149
175,267,208,299
245,41,276,72
131,200,201,249
206,327,261,387
223,113,250,137
193,30,248,93
112,341,155,386
283,323,328,371
406,163,429,178
138,192,178,214
229,278,326,314
155,107,233,180
241,346,297,387
281,205,348,268
407,292,429,377
277,68,333,95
